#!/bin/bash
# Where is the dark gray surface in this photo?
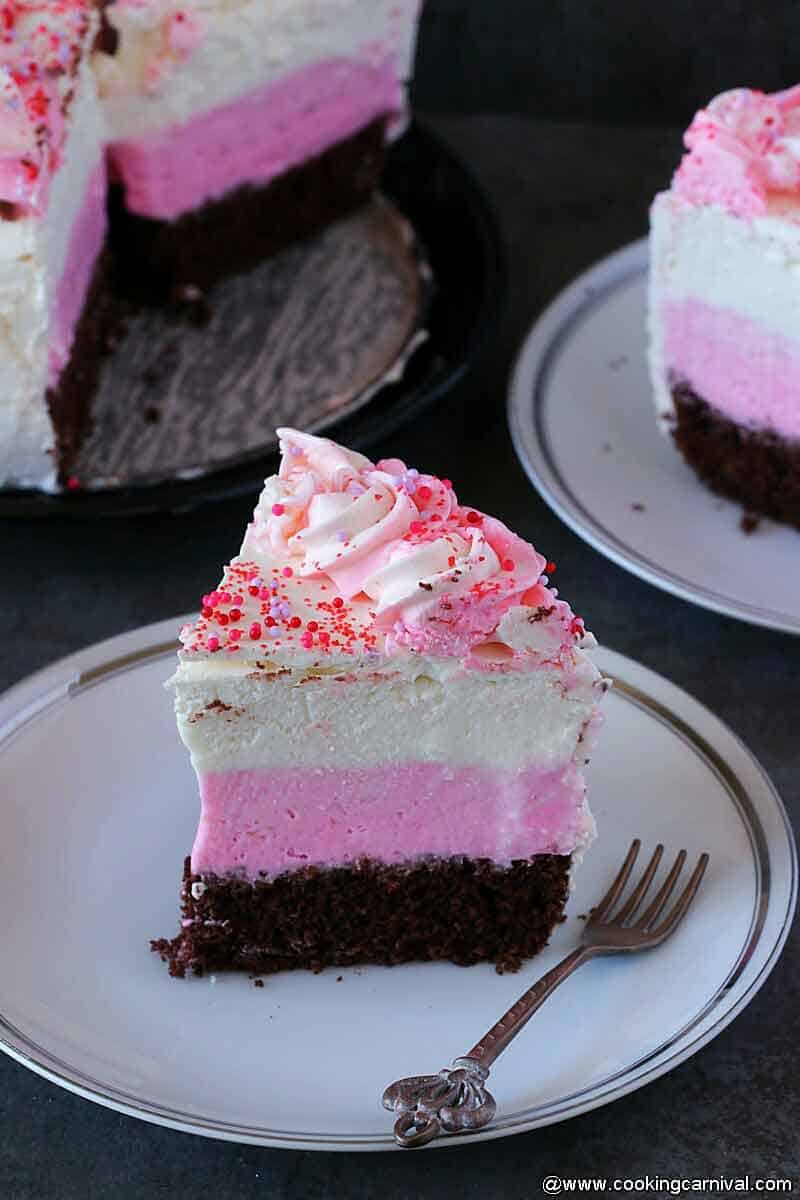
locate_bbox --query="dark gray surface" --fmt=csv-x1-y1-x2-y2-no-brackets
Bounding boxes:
415,0,800,123
2,116,798,1197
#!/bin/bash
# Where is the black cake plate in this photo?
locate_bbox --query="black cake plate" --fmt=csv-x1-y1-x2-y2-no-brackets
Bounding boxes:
2,123,504,518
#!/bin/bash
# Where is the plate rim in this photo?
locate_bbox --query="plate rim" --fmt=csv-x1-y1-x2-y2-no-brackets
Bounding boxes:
0,618,796,1151
507,238,800,636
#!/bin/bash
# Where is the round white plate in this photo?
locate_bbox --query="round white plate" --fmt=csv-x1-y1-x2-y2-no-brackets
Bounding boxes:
0,619,795,1150
508,240,800,634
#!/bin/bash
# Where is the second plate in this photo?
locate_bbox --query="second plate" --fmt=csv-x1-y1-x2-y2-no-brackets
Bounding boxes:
508,240,800,635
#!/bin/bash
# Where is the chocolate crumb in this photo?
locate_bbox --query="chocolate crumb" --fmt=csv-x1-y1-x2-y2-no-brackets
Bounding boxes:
740,512,761,535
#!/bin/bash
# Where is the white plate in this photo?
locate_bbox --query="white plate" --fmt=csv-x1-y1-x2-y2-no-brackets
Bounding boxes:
508,240,800,634
0,619,795,1150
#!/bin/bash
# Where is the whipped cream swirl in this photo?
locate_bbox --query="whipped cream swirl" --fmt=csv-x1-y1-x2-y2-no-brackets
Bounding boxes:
674,85,800,217
241,429,546,652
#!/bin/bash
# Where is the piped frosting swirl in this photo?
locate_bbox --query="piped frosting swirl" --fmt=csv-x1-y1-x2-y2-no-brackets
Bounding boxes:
673,85,800,217
180,429,589,666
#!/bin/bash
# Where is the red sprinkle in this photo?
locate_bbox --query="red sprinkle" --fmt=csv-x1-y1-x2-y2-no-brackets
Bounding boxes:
318,631,331,646
229,628,243,641
465,510,482,525
201,606,213,619
259,587,270,600
217,613,229,626
409,520,424,535
307,621,319,632
546,561,557,574
229,608,241,622
207,635,220,652
332,597,344,609
442,478,453,490
249,622,261,640
248,586,260,597
501,558,516,572
289,616,302,629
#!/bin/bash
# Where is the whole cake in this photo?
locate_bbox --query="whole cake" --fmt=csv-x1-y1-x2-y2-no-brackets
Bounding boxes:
154,429,607,979
649,86,800,529
0,0,421,492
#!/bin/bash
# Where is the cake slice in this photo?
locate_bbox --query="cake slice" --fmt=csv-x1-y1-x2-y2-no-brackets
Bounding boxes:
0,1,111,489
95,0,421,293
154,429,606,978
649,85,800,528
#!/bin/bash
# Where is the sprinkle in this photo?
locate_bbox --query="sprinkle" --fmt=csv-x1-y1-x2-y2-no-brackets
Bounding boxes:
229,608,241,622
416,485,432,502
207,635,220,652
229,629,242,641
272,503,285,516
259,587,270,601
232,594,243,605
307,621,319,632
219,592,231,604
282,567,293,578
217,613,229,626
332,597,344,609
300,632,314,649
289,616,302,629
318,631,331,646
409,520,424,535
249,622,261,640
465,510,482,525
501,558,515,572
201,606,213,619
442,478,453,490
546,561,557,574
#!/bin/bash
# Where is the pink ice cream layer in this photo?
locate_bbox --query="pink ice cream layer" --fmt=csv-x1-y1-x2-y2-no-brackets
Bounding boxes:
109,57,403,222
662,297,800,439
48,160,107,387
191,761,593,878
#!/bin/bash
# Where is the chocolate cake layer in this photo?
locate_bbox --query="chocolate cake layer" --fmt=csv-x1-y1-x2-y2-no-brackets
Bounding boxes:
672,382,800,530
45,249,124,485
152,854,572,979
111,118,388,299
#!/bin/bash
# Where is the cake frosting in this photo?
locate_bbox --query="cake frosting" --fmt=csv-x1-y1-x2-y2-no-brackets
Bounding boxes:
158,430,606,977
648,86,800,526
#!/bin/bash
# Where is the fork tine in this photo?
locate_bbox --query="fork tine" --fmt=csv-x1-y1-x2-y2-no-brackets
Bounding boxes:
614,844,664,924
636,849,686,930
590,839,640,923
649,854,710,941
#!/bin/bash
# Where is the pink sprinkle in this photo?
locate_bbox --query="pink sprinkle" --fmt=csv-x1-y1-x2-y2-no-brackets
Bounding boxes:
249,622,261,640
229,629,242,641
232,594,243,606
282,567,293,578
501,558,516,572
300,632,314,649
272,503,285,516
219,592,231,604
207,635,220,652
259,587,270,600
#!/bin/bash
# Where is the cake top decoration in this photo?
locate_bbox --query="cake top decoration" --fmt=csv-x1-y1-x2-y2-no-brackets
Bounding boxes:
672,85,800,218
180,430,587,665
0,1,91,215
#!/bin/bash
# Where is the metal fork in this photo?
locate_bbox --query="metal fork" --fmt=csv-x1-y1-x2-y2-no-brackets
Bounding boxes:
382,839,709,1148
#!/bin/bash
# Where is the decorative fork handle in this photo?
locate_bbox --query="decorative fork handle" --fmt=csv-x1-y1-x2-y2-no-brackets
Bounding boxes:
382,945,594,1147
